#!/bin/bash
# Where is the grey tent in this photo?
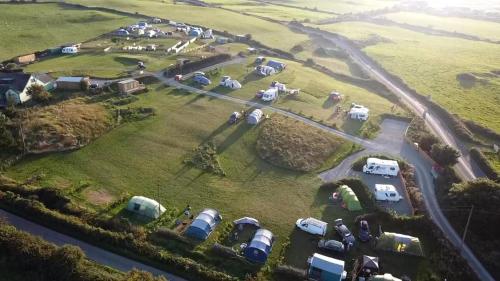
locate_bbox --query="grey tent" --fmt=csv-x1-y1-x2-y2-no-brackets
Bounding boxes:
126,196,166,219
233,217,260,227
247,109,263,125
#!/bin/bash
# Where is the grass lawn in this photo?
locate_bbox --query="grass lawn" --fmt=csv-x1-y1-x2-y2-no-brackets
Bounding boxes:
381,12,500,41
188,56,406,136
0,3,138,62
264,0,399,14
218,2,333,22
57,0,310,54
484,151,500,173
313,21,500,133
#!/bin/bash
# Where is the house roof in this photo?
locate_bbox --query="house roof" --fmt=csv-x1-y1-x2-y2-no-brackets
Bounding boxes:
310,253,345,273
0,73,32,92
118,79,138,84
34,73,54,84
56,76,84,83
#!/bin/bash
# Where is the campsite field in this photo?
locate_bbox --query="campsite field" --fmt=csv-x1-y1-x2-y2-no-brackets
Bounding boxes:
313,21,500,133
381,12,500,42
263,0,399,14
0,3,138,62
188,56,407,137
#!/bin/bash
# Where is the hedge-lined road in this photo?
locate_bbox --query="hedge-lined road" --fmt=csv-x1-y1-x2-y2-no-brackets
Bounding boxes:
0,209,187,281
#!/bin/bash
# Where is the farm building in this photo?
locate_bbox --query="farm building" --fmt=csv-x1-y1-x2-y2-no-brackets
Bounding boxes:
56,76,88,90
349,104,369,121
117,79,146,94
185,208,222,240
0,73,42,106
126,196,166,219
243,229,274,263
15,53,36,64
375,232,424,256
219,76,242,89
308,253,346,281
34,73,56,91
371,274,402,281
247,109,264,124
337,185,362,211
62,46,78,54
266,60,286,71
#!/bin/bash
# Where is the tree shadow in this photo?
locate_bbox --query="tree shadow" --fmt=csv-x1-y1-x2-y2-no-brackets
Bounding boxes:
217,122,252,154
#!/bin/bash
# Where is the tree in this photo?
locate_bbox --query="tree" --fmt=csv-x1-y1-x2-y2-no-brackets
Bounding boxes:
244,33,252,41
27,84,51,102
418,133,439,152
0,113,17,149
122,269,167,281
430,144,460,166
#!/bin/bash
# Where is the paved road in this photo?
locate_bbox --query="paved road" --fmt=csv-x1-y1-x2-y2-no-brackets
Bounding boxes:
0,209,187,281
292,26,494,281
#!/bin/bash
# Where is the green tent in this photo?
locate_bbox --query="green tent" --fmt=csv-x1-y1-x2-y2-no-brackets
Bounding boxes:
375,232,424,257
338,185,362,211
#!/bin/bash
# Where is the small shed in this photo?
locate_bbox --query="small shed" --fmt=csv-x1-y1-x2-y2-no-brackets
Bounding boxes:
243,229,274,263
56,76,87,90
15,54,36,64
308,253,346,281
375,232,424,256
126,196,166,219
247,109,263,125
266,60,286,71
337,185,362,211
117,79,145,94
185,208,222,240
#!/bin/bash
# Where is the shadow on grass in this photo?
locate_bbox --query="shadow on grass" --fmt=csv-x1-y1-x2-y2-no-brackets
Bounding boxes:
341,118,363,136
217,122,253,154
284,228,320,268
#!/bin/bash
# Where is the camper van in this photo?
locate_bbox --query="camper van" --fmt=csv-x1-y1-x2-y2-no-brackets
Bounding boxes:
362,158,400,177
296,217,328,236
261,88,278,102
374,184,403,202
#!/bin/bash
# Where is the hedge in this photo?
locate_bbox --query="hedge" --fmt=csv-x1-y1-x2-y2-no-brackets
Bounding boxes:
470,148,498,182
0,191,236,281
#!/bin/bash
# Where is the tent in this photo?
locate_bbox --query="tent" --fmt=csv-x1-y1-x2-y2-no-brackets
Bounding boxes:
233,217,260,227
185,208,222,240
337,185,362,211
255,65,276,76
375,232,424,257
266,60,286,71
243,229,274,263
126,196,166,219
372,274,402,281
359,255,379,277
220,76,242,89
247,109,263,125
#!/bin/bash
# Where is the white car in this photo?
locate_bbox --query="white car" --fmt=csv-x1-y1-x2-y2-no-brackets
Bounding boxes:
296,217,328,236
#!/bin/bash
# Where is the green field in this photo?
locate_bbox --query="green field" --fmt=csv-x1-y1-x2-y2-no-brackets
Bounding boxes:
313,21,500,133
188,56,406,136
382,12,500,41
265,0,399,13
0,3,138,62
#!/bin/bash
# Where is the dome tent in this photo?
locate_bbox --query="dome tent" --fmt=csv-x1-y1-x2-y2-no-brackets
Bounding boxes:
243,229,274,263
185,208,222,240
375,232,424,257
338,185,362,211
126,196,166,219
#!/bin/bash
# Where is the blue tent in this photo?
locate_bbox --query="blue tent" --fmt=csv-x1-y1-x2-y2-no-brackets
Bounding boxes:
266,60,286,71
185,209,222,240
194,75,211,85
244,229,274,263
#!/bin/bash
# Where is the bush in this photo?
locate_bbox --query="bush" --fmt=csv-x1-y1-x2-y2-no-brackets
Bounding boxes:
463,120,500,143
430,144,460,167
273,265,306,281
27,84,52,102
290,44,304,53
211,243,239,259
470,148,498,181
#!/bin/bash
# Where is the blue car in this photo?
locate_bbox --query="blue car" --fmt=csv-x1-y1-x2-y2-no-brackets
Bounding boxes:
193,75,211,86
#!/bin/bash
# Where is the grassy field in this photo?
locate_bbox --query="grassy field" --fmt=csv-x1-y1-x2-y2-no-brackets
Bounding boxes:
265,0,399,14
188,56,406,136
484,151,500,173
0,3,138,62
57,0,310,54
381,12,500,41
313,21,500,133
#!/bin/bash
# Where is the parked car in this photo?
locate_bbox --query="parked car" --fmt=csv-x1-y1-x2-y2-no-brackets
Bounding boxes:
358,220,371,242
317,239,345,253
334,219,355,246
228,111,242,124
194,71,205,77
295,217,327,236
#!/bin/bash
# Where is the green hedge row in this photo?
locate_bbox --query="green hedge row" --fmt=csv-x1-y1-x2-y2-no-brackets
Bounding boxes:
470,148,498,182
0,191,236,281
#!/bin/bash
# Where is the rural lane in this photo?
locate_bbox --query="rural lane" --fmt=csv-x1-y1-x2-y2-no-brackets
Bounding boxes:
288,26,494,281
0,209,187,281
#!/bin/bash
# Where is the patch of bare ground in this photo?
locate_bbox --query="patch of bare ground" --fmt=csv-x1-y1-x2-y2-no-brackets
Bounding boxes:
83,188,115,206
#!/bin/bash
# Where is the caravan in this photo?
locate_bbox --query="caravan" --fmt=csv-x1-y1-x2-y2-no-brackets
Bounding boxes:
374,184,403,202
362,158,400,177
261,88,278,102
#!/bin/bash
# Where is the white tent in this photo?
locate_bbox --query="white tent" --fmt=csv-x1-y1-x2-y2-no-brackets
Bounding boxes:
247,109,264,125
349,104,369,121
126,196,166,219
220,76,242,89
233,217,260,227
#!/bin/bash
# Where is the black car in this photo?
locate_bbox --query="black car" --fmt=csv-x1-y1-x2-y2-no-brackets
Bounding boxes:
334,219,355,246
317,239,345,253
358,220,372,242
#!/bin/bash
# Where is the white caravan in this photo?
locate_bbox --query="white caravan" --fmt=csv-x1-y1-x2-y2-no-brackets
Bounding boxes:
296,217,328,236
374,184,403,202
362,158,400,177
261,88,278,102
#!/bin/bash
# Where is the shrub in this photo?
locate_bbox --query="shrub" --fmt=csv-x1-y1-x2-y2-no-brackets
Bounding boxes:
184,141,225,176
430,144,460,167
211,243,239,259
418,133,440,152
273,265,306,281
290,44,304,53
27,84,52,102
470,148,498,182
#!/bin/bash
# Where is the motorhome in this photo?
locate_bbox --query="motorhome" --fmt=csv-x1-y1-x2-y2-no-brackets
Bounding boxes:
374,184,403,202
362,158,400,177
261,88,278,102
